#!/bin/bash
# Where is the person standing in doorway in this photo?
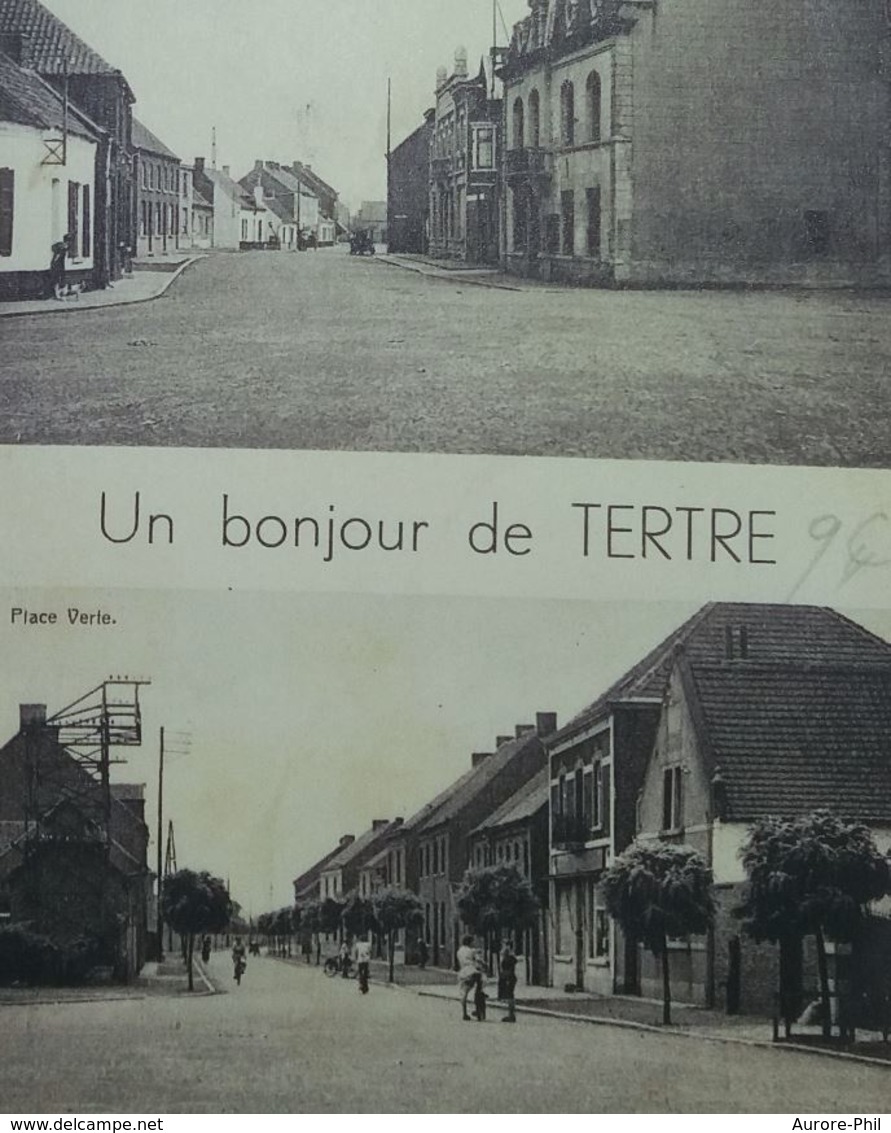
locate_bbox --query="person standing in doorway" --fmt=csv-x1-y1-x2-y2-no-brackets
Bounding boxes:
48,233,70,299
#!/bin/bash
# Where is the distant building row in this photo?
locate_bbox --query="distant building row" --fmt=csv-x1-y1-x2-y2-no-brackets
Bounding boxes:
389,0,891,286
0,0,346,301
293,602,891,1016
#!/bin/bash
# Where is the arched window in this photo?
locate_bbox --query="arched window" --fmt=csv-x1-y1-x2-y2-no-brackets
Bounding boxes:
587,71,602,143
560,80,575,147
528,89,541,148
513,96,525,150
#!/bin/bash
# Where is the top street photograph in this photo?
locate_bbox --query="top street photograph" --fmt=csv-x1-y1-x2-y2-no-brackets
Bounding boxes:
1,0,890,465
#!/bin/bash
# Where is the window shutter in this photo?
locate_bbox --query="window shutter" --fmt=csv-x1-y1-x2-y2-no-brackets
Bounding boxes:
67,182,79,256
82,185,91,261
598,761,607,842
0,168,13,257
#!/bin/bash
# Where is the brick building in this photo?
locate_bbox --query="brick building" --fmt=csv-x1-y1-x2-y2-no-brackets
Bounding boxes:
414,714,555,970
429,49,501,263
387,110,434,254
132,119,180,257
499,0,891,286
0,703,151,980
0,0,136,285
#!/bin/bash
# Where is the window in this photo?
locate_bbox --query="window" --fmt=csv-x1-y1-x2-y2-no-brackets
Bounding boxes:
425,902,431,943
560,81,575,147
140,200,148,238
512,97,525,150
472,126,495,170
588,884,611,960
418,847,424,877
561,190,575,255
81,185,91,260
662,765,683,831
586,71,602,143
439,903,446,946
425,843,431,876
241,218,248,240
586,186,601,257
555,881,573,955
67,182,80,257
528,89,540,148
512,189,527,252
432,840,439,875
0,167,14,257
546,213,560,255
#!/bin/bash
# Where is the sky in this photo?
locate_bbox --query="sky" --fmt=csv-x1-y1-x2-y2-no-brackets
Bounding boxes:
4,588,891,917
42,0,529,210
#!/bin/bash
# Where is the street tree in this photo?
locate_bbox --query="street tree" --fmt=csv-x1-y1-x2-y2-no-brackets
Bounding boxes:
738,810,891,1037
372,887,423,983
456,865,540,969
600,842,714,1025
161,869,232,991
341,892,376,943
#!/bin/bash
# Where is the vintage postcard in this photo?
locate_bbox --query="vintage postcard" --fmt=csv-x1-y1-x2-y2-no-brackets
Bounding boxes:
1,0,891,1120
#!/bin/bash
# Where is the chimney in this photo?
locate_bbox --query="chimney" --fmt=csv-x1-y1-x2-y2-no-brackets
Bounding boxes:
536,712,558,737
454,46,468,78
339,834,355,848
436,65,447,89
515,723,535,739
19,704,46,730
222,165,230,177
254,184,264,208
254,159,263,171
0,32,31,67
496,735,512,748
372,819,389,831
194,157,205,172
472,752,493,768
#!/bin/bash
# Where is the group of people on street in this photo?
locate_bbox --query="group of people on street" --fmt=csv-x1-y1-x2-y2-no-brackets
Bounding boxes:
457,936,518,1023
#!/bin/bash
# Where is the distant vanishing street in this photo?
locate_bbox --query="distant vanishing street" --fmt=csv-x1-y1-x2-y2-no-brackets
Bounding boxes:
3,955,890,1114
2,249,891,465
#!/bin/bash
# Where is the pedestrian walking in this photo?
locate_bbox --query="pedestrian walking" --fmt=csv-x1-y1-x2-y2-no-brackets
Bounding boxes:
417,936,429,970
354,935,372,994
457,935,485,1021
499,941,518,1023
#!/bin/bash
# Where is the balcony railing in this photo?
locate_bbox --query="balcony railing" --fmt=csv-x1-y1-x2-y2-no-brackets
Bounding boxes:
505,146,552,181
552,815,589,850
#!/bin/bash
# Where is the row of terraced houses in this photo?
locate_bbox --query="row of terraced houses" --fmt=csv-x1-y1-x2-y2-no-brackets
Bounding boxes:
388,0,891,287
292,603,891,1017
0,0,345,301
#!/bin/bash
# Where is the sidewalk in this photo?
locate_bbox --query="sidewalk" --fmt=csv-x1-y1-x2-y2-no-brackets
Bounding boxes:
0,956,215,1006
374,252,539,292
0,255,201,318
363,960,891,1066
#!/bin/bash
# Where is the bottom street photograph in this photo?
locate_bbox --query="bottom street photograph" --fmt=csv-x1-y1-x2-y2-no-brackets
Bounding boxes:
2,589,891,1114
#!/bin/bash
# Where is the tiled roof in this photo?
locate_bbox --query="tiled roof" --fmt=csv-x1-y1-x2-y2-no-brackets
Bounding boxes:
550,603,891,745
413,729,544,835
291,160,337,200
131,117,179,161
0,49,99,139
0,0,127,83
321,820,400,872
192,187,213,210
687,660,891,825
205,167,257,210
292,839,351,893
472,765,549,834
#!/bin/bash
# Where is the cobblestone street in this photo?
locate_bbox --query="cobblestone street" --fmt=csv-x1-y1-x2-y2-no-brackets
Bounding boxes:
2,249,890,465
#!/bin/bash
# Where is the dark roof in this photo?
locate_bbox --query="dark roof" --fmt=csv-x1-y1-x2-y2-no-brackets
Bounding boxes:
192,187,213,210
0,0,130,89
0,49,100,140
292,839,352,894
291,160,337,201
686,660,891,825
472,765,548,834
204,167,257,210
550,603,891,746
413,729,544,835
321,820,400,872
131,118,179,161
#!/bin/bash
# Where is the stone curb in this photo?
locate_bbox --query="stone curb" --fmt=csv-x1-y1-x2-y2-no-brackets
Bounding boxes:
412,989,891,1070
373,254,523,293
0,992,146,1007
0,256,203,319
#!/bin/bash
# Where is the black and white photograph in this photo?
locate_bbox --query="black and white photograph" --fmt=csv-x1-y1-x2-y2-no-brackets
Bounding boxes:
0,0,890,465
1,590,891,1113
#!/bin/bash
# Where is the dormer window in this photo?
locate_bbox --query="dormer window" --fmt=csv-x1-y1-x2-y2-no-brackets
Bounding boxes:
724,624,749,660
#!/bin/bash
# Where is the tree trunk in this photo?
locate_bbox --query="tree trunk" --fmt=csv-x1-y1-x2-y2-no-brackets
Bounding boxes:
388,929,395,984
815,925,832,1039
661,936,671,1026
314,933,321,966
186,933,195,992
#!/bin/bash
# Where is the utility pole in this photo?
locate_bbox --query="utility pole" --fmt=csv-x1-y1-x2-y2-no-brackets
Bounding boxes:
156,725,164,959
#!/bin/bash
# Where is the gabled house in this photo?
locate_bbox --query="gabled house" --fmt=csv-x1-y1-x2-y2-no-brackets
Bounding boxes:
0,46,102,299
414,712,555,970
292,834,355,905
192,158,269,250
238,161,319,249
132,118,180,257
290,161,338,245
318,819,403,902
353,200,387,246
547,602,891,1001
634,607,891,1015
0,0,136,284
468,765,550,984
0,703,150,980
